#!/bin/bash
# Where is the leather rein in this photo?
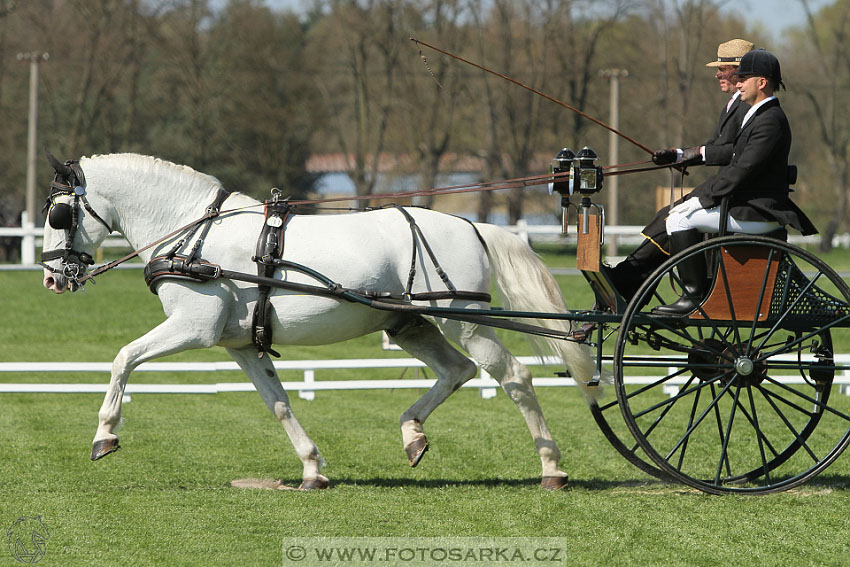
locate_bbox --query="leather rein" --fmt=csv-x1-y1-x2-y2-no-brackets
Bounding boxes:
40,162,597,344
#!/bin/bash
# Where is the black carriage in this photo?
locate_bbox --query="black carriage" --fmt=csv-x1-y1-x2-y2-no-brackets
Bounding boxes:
557,148,850,494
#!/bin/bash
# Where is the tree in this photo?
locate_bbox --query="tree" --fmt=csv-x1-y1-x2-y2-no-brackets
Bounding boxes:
794,0,850,250
207,0,319,197
309,0,406,201
402,0,470,209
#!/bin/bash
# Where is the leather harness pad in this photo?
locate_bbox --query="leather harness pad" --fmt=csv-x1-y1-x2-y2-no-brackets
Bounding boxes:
144,254,220,293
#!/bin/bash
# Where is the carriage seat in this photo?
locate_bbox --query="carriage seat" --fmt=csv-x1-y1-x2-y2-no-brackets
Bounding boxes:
731,226,788,242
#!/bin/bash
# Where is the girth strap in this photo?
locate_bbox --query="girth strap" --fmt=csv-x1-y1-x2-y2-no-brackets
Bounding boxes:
251,190,292,358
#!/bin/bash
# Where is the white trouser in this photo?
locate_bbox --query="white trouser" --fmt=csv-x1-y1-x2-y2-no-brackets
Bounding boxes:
666,197,781,235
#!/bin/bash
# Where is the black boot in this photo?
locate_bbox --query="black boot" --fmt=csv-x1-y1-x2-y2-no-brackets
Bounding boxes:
609,207,672,301
610,257,655,301
652,230,707,316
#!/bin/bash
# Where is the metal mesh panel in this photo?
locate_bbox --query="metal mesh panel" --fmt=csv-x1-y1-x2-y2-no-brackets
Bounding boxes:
769,253,849,324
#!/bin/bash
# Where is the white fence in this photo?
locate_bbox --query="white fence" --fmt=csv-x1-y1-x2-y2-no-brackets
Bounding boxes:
0,356,566,401
0,220,839,267
3,355,850,401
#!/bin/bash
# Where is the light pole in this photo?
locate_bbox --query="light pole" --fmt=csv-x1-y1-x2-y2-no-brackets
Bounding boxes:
600,68,628,259
18,50,49,265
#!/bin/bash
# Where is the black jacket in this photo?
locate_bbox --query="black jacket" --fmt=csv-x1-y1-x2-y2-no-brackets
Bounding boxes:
703,96,747,166
693,98,818,235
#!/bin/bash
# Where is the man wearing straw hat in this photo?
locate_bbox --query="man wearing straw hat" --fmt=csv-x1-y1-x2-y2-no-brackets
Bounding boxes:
604,38,755,303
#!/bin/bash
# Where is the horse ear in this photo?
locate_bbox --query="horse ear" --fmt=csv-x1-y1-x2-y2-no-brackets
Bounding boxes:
44,148,72,177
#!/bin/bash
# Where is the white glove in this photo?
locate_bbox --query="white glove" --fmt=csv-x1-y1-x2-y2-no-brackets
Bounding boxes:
669,197,703,216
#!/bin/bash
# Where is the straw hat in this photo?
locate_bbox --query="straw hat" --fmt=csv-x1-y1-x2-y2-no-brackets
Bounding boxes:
705,39,754,67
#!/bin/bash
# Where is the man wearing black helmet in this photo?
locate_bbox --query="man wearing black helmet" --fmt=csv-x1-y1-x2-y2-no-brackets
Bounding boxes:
606,39,754,302
653,49,817,315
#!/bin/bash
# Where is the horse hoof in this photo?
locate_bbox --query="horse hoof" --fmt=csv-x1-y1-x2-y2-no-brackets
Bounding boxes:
540,475,569,490
91,437,120,461
298,476,329,490
405,435,429,467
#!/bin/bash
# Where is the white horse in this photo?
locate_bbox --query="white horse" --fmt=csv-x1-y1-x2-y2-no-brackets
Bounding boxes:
41,153,599,490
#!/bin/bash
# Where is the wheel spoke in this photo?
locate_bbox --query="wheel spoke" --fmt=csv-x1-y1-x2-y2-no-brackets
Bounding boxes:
744,247,779,353
714,385,742,485
756,384,820,463
676,385,702,471
632,373,729,421
641,377,698,441
732,390,781,459
713,249,743,345
709,383,732,478
745,385,771,484
761,375,850,422
753,271,828,353
755,316,850,365
661,379,736,463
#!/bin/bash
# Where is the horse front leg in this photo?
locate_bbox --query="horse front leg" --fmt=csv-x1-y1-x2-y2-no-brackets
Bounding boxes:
226,347,327,490
92,304,225,460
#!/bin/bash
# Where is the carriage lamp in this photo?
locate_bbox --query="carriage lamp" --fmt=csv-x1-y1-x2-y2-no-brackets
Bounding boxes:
572,146,604,195
550,147,575,235
549,147,575,199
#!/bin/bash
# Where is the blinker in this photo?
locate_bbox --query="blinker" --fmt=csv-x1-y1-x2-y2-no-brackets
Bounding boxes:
48,202,73,230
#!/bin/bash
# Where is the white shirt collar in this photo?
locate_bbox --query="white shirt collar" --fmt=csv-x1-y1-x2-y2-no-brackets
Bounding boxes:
741,96,777,129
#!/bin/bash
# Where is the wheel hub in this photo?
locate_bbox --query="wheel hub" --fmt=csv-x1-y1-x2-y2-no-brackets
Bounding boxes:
735,357,755,376
687,340,768,386
723,347,767,387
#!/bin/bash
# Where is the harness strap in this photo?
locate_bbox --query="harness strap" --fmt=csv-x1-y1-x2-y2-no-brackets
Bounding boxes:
163,188,231,261
82,189,229,284
251,191,292,358
394,206,459,298
144,259,572,341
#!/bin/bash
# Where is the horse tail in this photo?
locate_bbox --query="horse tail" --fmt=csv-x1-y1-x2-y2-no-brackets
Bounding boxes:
473,222,603,403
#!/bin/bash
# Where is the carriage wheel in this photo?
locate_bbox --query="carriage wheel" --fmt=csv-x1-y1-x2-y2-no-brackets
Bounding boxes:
614,235,850,494
589,398,672,482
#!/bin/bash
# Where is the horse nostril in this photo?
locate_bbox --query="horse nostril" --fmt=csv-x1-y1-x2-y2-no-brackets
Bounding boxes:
45,276,55,289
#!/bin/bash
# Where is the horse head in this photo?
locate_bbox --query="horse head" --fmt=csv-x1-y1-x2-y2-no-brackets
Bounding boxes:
41,151,114,293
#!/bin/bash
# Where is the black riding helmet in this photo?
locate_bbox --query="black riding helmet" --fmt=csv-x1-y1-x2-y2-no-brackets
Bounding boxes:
732,48,784,90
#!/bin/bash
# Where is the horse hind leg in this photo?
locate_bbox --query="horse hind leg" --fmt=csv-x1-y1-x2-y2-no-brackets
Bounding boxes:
389,317,478,467
448,321,569,490
226,347,327,490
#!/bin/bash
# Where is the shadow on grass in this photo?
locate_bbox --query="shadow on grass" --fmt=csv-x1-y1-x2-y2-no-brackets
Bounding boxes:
255,473,850,493
789,473,850,491
291,476,672,491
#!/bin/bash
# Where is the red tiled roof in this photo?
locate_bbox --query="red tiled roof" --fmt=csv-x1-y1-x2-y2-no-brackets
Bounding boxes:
305,153,553,174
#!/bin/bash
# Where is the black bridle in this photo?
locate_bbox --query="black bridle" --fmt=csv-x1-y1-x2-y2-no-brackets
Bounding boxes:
40,154,113,287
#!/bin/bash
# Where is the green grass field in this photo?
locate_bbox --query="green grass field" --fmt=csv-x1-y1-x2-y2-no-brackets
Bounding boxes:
3,266,850,566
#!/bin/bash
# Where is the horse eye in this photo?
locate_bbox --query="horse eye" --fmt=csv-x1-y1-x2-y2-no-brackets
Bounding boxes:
48,203,73,230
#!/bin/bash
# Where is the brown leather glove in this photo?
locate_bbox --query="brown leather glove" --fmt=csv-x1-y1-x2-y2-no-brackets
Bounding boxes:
680,146,703,166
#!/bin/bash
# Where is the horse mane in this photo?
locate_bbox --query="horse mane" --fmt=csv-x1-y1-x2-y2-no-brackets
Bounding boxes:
86,153,226,194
